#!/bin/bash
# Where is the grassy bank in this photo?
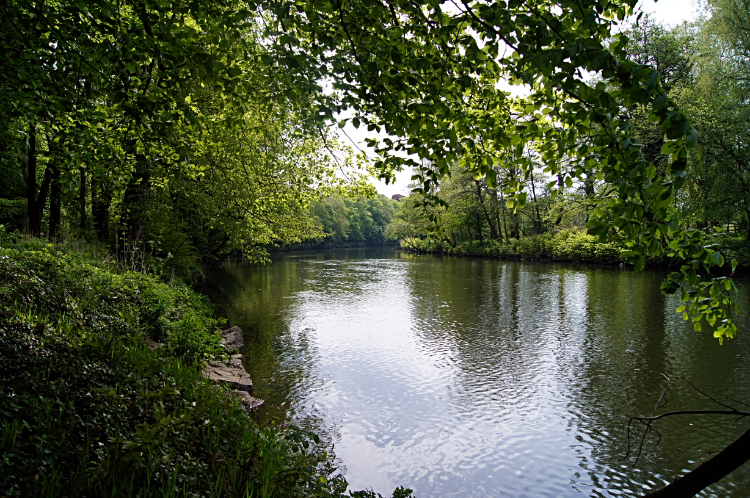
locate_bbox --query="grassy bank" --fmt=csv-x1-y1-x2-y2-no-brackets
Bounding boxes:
400,229,625,265
0,240,411,498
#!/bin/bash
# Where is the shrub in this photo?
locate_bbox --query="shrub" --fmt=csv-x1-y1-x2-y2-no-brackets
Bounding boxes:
400,230,625,265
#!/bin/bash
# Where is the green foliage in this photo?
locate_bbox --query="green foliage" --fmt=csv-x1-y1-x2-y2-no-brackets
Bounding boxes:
0,0,375,278
350,487,414,498
701,0,750,95
384,196,433,242
401,229,624,264
0,119,25,202
307,194,400,247
0,245,223,360
0,0,744,347
376,11,748,342
264,0,747,341
617,14,749,342
0,200,26,232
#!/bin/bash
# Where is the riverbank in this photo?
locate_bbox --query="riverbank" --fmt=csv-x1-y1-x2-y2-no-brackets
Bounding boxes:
399,230,625,265
0,240,411,497
399,229,750,270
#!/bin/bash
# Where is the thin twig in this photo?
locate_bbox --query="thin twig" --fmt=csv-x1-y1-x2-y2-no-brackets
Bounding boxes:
627,376,750,466
682,377,736,411
653,373,671,416
726,396,750,409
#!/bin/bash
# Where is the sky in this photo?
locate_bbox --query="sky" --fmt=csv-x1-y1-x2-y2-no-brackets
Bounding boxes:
334,0,701,198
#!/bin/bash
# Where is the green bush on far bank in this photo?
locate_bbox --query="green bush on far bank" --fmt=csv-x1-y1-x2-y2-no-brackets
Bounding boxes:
0,243,412,498
401,229,625,265
400,229,750,271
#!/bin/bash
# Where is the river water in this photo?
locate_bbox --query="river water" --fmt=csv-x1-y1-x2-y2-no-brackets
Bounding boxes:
206,247,750,497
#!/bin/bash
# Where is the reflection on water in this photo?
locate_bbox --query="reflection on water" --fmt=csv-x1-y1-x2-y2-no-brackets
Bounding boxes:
206,248,750,497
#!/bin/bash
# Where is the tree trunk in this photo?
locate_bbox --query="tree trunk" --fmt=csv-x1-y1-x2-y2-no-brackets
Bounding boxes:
26,124,40,235
122,153,150,242
475,181,499,240
501,205,509,241
510,212,519,239
494,196,504,243
26,125,60,238
92,176,110,240
79,168,87,230
529,174,542,234
49,165,61,240
643,426,750,498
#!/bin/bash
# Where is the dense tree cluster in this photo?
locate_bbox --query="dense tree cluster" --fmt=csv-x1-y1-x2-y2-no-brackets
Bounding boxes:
310,194,400,246
0,0,370,279
0,0,741,338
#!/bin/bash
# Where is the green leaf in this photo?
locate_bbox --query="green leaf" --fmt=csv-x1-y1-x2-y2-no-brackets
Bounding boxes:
685,128,698,148
653,93,669,111
644,69,659,90
661,140,680,155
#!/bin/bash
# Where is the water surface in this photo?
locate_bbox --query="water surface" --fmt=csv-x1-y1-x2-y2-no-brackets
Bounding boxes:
206,248,750,497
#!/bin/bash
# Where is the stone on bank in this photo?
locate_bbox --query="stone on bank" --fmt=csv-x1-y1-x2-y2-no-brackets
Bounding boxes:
202,326,264,409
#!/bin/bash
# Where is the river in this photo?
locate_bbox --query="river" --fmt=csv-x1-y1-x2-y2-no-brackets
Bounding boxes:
205,247,750,497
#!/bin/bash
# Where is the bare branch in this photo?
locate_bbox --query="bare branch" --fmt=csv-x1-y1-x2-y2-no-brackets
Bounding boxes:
627,376,750,468
681,377,737,411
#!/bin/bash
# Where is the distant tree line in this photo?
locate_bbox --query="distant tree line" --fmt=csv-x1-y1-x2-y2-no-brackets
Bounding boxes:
278,194,401,249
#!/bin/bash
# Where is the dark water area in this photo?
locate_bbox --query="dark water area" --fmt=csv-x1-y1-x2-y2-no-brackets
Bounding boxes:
205,247,750,497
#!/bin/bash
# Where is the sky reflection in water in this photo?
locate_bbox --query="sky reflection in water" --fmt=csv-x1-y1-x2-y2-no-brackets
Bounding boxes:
207,248,750,497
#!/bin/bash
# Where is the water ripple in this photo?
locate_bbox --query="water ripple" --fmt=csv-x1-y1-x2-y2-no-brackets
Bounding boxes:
207,248,750,497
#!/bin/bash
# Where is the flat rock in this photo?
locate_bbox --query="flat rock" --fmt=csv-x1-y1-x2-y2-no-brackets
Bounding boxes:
203,359,253,394
146,339,164,350
222,326,244,351
233,390,264,410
